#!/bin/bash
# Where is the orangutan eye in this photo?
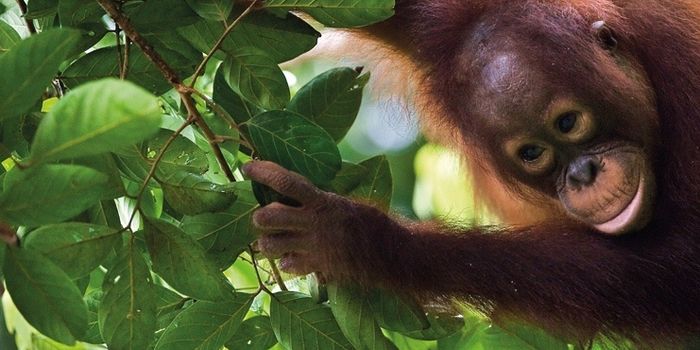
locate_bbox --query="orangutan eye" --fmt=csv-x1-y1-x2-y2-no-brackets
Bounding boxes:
592,21,618,50
520,145,545,162
557,112,578,133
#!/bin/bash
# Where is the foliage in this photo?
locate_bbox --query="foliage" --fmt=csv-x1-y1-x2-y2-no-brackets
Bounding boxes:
0,1,582,349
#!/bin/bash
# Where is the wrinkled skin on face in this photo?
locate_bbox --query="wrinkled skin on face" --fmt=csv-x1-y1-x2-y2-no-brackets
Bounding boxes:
457,20,658,234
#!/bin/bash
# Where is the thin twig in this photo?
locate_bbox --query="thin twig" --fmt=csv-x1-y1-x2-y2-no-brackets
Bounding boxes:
126,118,194,228
249,246,276,295
188,0,259,88
14,0,36,34
268,258,288,291
97,0,236,182
121,38,130,79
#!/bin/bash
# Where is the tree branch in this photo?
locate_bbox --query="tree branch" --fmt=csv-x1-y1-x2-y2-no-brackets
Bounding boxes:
15,0,36,34
96,0,236,181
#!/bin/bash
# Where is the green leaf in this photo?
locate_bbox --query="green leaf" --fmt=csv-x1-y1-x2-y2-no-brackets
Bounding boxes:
405,310,465,340
328,284,398,350
347,156,393,210
82,290,104,344
3,246,88,345
459,322,568,350
0,20,20,54
61,47,195,95
247,110,342,185
26,0,57,19
221,48,290,110
158,170,237,216
263,0,395,28
0,164,111,226
331,162,368,194
99,240,158,350
185,0,233,21
180,181,258,269
148,129,209,175
129,0,200,33
369,289,431,333
288,68,368,141
270,291,352,350
227,11,319,63
23,223,121,278
57,0,103,27
155,293,254,350
29,78,162,165
213,66,262,125
144,217,234,301
0,28,80,121
180,12,318,63
226,316,278,350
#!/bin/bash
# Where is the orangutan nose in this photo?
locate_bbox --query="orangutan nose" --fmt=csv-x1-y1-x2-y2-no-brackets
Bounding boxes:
567,156,601,188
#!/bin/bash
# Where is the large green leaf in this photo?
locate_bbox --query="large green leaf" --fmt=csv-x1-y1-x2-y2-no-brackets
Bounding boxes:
347,156,393,210
221,48,290,110
180,12,319,63
447,322,568,350
25,0,57,19
29,78,162,165
57,0,103,27
328,284,398,350
148,129,209,175
0,20,20,54
270,291,352,350
99,240,158,350
129,0,200,33
226,316,278,350
61,47,195,95
213,66,262,125
158,170,237,216
185,0,232,21
3,246,88,345
23,223,121,278
144,217,234,301
247,110,342,185
0,164,111,226
263,0,395,27
0,28,80,121
288,68,368,141
369,289,430,333
155,293,254,350
180,181,257,268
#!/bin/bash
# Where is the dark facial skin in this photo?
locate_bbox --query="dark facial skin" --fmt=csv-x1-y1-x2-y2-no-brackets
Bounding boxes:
461,21,658,234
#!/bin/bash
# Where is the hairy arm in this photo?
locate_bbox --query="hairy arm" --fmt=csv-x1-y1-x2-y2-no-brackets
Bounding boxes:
244,161,679,340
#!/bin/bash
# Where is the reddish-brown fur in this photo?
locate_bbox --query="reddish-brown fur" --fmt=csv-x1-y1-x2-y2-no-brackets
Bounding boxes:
351,0,700,344
247,0,700,347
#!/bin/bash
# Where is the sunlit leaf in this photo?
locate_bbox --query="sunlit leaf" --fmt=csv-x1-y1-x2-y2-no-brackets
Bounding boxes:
23,223,121,278
155,293,254,350
29,78,162,165
0,20,20,54
4,246,88,345
144,217,234,301
270,291,352,350
0,29,80,121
